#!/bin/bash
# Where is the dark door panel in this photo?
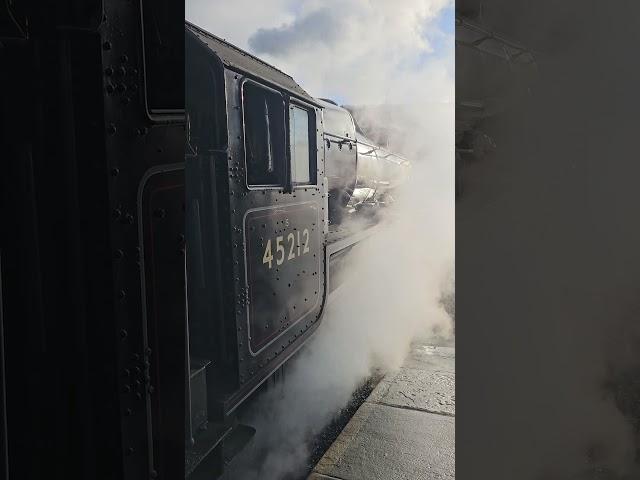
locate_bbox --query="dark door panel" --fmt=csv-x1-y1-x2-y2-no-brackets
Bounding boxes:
139,165,186,480
244,202,322,354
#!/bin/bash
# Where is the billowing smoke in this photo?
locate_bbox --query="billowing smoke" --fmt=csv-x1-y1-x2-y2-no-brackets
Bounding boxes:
455,2,640,480
186,1,454,478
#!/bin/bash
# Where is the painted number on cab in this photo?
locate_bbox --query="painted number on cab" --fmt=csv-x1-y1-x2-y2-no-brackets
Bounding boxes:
262,225,311,269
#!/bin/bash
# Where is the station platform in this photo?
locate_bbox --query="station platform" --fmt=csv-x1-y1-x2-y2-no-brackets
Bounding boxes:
308,342,455,480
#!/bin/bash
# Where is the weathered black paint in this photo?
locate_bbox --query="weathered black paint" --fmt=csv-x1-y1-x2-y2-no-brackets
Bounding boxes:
185,20,328,422
244,202,322,354
140,166,186,480
0,2,185,479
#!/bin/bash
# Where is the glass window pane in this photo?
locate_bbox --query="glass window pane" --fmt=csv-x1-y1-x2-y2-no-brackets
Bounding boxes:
243,83,285,186
142,0,183,111
290,106,310,184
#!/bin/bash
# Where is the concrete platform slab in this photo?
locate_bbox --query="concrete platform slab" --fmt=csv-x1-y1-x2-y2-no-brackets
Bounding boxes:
310,342,455,480
369,346,455,417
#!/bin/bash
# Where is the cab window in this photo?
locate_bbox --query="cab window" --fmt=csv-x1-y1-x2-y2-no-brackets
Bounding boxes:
289,105,315,185
142,0,183,112
243,82,286,186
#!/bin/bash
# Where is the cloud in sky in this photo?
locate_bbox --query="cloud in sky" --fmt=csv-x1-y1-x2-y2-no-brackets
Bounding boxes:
186,0,454,105
248,7,347,55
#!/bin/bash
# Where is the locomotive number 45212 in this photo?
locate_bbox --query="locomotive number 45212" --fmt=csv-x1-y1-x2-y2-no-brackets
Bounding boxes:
262,228,311,269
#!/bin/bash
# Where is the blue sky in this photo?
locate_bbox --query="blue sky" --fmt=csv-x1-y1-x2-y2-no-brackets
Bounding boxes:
438,4,455,35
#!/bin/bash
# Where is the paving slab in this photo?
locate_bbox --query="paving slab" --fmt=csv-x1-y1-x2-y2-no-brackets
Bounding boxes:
369,346,455,417
310,343,455,480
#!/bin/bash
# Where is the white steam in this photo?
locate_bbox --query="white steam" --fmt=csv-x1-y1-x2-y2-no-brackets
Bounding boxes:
187,1,454,478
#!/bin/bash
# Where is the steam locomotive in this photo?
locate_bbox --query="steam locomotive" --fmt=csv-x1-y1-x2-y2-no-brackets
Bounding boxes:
184,21,409,477
0,3,408,479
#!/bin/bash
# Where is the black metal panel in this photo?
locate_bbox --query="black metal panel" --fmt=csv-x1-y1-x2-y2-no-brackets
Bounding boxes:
319,99,358,216
139,166,186,480
219,67,328,414
0,253,7,480
99,2,186,479
0,0,103,37
188,359,210,434
185,22,319,106
186,155,237,394
185,24,331,418
244,203,322,354
319,99,356,139
1,2,186,480
0,2,27,38
1,21,120,480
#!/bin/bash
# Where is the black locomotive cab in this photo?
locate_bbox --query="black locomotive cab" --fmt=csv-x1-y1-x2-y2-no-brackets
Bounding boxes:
184,20,410,478
185,22,328,477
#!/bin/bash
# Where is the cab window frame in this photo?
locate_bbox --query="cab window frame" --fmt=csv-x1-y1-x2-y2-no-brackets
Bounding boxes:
241,79,288,189
241,78,319,190
141,0,185,120
288,98,318,188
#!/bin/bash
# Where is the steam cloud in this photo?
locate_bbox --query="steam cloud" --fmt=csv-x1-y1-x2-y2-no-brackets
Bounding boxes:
187,1,454,478
456,2,640,479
